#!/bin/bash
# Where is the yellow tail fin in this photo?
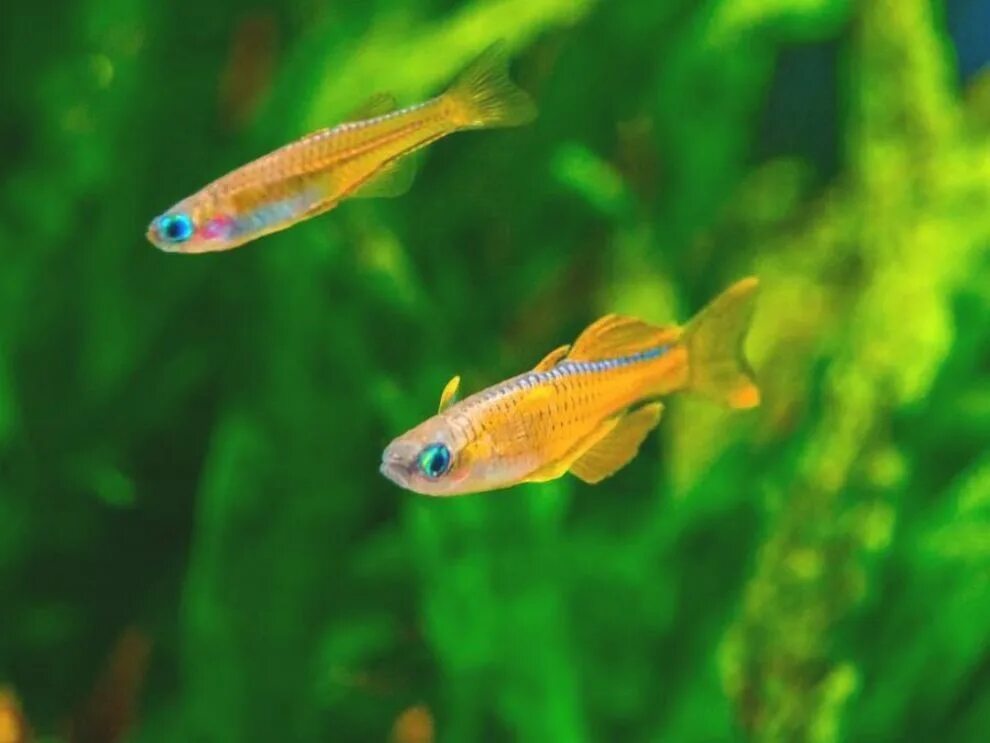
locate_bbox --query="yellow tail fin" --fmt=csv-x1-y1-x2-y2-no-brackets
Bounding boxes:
682,277,761,409
445,41,537,129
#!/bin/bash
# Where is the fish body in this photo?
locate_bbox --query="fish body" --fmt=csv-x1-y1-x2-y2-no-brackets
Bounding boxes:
381,278,761,496
147,43,535,253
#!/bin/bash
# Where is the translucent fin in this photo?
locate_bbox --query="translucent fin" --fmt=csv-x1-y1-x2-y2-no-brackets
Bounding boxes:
568,314,672,361
438,375,461,413
682,276,761,409
444,41,537,129
533,344,571,372
523,417,619,483
344,92,398,122
349,156,419,199
569,403,664,484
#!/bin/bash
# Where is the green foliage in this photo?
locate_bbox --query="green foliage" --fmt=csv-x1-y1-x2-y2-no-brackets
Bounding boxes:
1,0,987,741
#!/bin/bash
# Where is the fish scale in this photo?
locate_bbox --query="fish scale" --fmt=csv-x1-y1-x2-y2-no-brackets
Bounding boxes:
455,346,676,467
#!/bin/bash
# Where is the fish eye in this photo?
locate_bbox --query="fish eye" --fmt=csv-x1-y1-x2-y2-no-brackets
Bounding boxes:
156,213,195,243
417,443,452,479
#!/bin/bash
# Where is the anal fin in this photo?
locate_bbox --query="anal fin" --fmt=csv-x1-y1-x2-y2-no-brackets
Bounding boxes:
348,156,419,200
569,403,663,484
523,416,620,483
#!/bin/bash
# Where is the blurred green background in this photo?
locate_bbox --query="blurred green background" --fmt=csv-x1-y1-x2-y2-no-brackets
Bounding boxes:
2,0,989,741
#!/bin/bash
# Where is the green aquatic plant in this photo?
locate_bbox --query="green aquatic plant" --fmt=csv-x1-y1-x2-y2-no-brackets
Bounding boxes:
718,1,990,741
1,0,987,740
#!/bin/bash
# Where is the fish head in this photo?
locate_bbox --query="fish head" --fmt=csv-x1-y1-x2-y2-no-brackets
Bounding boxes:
380,414,497,496
147,195,239,254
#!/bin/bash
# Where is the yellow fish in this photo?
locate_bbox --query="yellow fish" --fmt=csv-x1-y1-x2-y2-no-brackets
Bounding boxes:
381,278,761,496
147,42,535,254
0,687,29,743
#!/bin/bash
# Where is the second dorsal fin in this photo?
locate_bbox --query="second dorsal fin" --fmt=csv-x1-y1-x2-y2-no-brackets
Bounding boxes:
568,314,675,361
533,344,570,372
344,92,398,122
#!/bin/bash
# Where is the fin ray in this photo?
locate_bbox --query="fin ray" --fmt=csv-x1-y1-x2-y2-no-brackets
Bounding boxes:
445,41,536,129
438,375,461,413
682,277,760,409
348,156,419,199
570,403,664,484
533,344,571,372
344,92,398,122
523,417,620,483
568,315,674,362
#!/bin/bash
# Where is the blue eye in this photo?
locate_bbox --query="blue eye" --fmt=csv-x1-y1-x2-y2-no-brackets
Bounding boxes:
156,213,194,243
418,443,452,479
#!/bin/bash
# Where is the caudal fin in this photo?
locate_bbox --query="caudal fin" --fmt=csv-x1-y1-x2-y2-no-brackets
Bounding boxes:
682,277,761,409
445,41,537,129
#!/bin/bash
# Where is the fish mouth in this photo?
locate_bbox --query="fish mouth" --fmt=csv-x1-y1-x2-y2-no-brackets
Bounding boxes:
146,225,174,252
378,439,419,490
380,442,418,490
379,460,411,489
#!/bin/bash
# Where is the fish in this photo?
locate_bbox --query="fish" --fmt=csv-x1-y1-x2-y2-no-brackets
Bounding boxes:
380,277,761,496
0,687,29,743
146,42,536,254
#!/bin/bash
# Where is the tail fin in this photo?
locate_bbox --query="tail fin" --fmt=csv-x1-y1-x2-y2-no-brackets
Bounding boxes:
444,41,537,129
681,277,761,409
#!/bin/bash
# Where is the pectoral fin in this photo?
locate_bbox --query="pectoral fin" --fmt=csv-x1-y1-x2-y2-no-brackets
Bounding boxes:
438,375,461,413
533,344,571,372
569,403,663,484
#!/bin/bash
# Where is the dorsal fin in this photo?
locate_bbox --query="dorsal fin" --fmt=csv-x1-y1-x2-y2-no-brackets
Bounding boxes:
569,403,663,484
344,92,398,122
533,344,570,372
438,375,461,413
568,314,675,361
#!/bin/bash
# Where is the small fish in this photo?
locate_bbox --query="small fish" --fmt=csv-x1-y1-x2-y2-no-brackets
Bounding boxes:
381,278,761,496
0,687,29,743
147,42,535,253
